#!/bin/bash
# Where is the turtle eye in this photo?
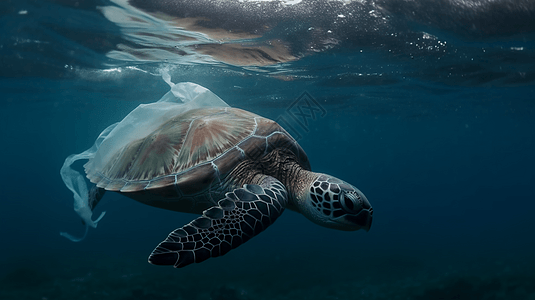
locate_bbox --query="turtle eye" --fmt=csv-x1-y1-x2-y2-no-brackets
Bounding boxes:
340,192,359,214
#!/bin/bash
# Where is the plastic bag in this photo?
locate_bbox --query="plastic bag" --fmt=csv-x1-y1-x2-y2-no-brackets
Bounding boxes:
60,71,229,241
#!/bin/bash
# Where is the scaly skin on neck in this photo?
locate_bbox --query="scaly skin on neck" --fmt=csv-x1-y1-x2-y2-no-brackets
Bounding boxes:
225,149,318,212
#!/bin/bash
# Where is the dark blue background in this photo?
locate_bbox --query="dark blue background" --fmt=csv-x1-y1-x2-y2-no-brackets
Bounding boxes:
1,1,534,299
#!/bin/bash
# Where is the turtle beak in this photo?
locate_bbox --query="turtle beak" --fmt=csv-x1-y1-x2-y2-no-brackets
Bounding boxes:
344,207,373,231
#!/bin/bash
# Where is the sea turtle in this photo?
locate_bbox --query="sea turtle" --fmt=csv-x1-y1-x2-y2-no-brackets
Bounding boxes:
84,106,373,268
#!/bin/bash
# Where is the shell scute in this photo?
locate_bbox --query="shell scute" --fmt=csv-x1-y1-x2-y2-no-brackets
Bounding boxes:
104,180,127,191
96,177,111,189
146,175,176,191
213,147,245,176
120,181,149,193
253,118,281,137
172,111,255,173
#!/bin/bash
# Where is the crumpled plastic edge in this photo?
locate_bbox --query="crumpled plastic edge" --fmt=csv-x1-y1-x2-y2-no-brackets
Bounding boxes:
59,122,116,241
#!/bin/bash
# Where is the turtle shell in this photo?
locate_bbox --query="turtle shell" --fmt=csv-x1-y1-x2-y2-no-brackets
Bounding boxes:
85,107,310,198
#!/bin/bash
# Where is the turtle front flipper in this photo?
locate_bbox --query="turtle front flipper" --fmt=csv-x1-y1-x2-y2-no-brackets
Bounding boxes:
148,176,287,268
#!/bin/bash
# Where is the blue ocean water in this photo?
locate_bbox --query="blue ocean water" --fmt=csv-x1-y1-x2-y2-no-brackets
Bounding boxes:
1,0,534,299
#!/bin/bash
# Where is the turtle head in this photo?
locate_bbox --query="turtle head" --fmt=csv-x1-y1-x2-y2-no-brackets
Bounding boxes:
301,173,372,231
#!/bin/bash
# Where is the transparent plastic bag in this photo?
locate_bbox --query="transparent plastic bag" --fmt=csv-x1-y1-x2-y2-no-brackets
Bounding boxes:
60,71,229,241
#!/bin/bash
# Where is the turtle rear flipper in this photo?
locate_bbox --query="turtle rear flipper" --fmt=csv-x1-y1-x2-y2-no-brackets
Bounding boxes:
148,176,287,268
89,186,106,211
